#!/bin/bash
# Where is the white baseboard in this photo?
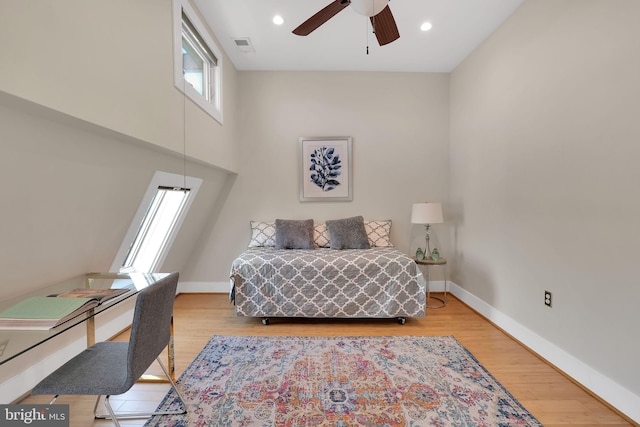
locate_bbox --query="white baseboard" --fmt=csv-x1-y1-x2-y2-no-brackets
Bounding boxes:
448,281,640,424
178,281,228,293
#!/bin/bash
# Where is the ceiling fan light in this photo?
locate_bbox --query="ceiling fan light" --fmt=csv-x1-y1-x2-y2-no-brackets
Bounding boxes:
350,0,389,17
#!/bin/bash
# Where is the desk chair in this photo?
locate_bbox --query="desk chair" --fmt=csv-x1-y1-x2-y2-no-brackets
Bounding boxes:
32,272,186,426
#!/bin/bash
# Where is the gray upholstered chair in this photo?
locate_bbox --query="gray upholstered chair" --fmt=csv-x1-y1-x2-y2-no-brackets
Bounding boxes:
32,272,186,426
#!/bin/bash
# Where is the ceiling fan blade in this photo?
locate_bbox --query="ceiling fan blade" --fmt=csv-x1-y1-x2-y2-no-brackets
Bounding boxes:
371,5,400,46
292,0,351,36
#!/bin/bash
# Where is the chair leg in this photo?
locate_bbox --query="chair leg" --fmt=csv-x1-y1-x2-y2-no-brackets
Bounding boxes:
94,395,121,426
92,395,101,417
103,396,121,427
155,355,187,415
94,356,186,421
46,395,120,427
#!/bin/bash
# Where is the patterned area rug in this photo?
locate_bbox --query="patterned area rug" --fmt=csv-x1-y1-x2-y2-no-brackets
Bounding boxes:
145,335,542,426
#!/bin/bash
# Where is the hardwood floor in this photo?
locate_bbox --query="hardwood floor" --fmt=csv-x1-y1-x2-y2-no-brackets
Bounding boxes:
22,293,635,426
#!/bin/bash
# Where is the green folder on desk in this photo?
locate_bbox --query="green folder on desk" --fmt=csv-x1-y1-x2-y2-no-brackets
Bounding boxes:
0,296,99,330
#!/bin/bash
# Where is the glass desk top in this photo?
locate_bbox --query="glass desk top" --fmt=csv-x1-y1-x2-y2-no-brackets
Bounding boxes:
0,272,170,365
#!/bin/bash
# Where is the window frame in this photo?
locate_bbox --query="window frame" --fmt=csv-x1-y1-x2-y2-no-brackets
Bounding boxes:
172,0,223,124
110,171,203,273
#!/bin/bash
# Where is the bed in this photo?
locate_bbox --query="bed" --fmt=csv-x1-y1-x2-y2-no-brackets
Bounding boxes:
229,217,426,324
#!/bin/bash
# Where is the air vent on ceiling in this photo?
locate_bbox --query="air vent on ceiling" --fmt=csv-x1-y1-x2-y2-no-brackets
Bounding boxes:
232,37,255,53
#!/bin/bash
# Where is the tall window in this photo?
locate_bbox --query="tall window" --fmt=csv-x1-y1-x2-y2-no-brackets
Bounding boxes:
111,172,202,273
182,13,215,101
173,0,223,123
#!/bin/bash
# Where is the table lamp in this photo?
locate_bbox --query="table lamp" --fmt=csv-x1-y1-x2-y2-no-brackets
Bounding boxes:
411,202,443,259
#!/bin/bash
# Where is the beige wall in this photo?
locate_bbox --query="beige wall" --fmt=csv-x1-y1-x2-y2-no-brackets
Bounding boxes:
450,0,640,403
0,0,239,172
187,71,450,282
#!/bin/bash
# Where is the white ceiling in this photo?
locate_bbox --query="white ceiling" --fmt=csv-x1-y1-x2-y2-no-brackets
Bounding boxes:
193,0,524,73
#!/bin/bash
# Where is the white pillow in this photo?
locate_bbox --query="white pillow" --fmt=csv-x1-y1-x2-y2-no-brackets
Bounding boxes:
364,220,393,247
248,221,276,247
314,223,330,247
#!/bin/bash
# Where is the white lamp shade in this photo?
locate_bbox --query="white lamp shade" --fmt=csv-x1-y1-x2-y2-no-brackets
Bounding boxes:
411,202,443,224
350,0,389,17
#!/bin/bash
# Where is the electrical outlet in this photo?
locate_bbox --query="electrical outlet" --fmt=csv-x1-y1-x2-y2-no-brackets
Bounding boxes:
544,291,552,307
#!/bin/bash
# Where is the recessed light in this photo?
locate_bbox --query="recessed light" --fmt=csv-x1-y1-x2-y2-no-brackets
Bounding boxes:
421,22,432,32
273,15,284,25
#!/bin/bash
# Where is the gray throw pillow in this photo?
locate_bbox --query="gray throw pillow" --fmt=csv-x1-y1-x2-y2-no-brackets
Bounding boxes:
326,216,371,250
275,219,315,249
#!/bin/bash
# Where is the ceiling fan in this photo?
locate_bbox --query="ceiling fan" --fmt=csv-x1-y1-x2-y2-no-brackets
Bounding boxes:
292,0,400,46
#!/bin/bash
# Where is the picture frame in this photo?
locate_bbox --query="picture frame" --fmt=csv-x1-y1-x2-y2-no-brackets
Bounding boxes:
299,136,352,202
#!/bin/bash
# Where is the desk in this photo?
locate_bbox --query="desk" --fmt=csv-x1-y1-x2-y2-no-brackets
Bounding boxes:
0,272,174,380
414,258,448,309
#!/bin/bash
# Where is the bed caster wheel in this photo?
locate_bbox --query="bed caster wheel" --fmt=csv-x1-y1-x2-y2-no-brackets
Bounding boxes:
262,318,270,325
397,317,406,325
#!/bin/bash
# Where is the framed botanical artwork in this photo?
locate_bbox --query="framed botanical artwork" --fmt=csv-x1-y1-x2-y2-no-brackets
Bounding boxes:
299,136,353,202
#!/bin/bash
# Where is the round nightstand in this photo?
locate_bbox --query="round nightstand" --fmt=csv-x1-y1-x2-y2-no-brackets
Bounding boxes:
414,257,448,309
